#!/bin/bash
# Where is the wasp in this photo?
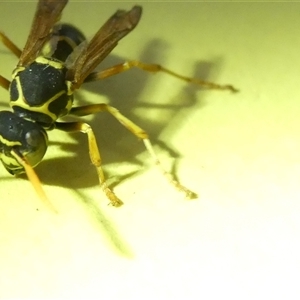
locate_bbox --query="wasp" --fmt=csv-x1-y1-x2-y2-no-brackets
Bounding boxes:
0,0,237,210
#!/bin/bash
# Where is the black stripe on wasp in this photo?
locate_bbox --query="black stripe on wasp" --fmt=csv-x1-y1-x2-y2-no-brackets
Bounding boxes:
0,0,238,211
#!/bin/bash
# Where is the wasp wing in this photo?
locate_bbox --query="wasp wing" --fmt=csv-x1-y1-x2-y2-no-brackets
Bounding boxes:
66,6,142,90
18,0,68,67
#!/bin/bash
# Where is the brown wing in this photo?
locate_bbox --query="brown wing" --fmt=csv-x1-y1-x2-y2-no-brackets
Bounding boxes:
18,0,68,67
66,6,142,90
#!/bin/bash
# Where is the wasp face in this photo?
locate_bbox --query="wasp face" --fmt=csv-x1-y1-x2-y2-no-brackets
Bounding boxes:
0,111,48,175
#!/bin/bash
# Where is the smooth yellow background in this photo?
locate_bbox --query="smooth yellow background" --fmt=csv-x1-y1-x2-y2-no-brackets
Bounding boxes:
0,2,300,299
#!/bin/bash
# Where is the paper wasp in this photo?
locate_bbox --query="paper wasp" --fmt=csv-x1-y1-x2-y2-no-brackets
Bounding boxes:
0,0,237,210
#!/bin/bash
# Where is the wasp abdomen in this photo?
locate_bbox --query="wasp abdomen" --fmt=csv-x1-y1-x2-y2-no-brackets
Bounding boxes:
48,23,86,62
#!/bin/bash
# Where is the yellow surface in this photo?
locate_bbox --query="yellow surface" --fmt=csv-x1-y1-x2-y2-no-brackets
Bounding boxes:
0,1,300,299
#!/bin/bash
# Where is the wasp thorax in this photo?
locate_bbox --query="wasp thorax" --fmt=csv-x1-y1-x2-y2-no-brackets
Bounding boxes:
9,56,73,128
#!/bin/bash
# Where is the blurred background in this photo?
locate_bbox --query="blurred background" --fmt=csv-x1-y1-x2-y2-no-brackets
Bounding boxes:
0,2,299,299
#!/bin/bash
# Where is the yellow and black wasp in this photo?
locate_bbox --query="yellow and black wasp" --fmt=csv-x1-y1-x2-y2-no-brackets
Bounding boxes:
0,0,237,210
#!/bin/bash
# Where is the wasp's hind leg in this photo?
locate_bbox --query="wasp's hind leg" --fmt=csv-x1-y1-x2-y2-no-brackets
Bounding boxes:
0,75,10,90
55,121,123,207
0,32,19,90
0,32,22,58
84,60,238,93
69,104,197,200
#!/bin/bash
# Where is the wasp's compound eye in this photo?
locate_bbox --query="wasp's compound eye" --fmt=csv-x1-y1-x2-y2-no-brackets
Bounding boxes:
24,129,48,167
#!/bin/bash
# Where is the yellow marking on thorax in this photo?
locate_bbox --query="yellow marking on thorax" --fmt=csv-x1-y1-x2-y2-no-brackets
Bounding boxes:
12,66,25,79
35,56,65,69
10,78,73,122
10,83,69,121
10,57,73,121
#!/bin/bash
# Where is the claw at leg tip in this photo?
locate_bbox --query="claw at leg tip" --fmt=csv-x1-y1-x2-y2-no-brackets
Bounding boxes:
185,190,198,200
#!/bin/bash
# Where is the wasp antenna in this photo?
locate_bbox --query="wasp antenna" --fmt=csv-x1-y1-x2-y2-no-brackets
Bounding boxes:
11,150,58,213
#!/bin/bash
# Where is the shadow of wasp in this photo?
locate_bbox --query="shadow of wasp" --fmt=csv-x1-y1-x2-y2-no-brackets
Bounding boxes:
0,0,238,212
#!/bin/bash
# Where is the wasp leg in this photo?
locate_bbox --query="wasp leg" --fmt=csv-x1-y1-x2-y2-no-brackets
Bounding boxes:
69,104,197,199
0,75,10,90
11,149,58,213
0,32,22,58
55,121,123,207
84,60,238,93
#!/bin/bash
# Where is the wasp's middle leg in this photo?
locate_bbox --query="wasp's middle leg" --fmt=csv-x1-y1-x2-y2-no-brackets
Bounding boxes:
69,104,197,199
55,121,123,207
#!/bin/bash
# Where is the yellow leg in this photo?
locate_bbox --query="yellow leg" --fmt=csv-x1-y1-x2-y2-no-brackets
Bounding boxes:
0,32,22,58
0,75,10,90
55,121,123,207
70,104,197,199
0,32,18,91
84,60,238,93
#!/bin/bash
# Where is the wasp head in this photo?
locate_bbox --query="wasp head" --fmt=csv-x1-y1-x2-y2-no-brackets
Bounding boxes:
0,111,48,175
